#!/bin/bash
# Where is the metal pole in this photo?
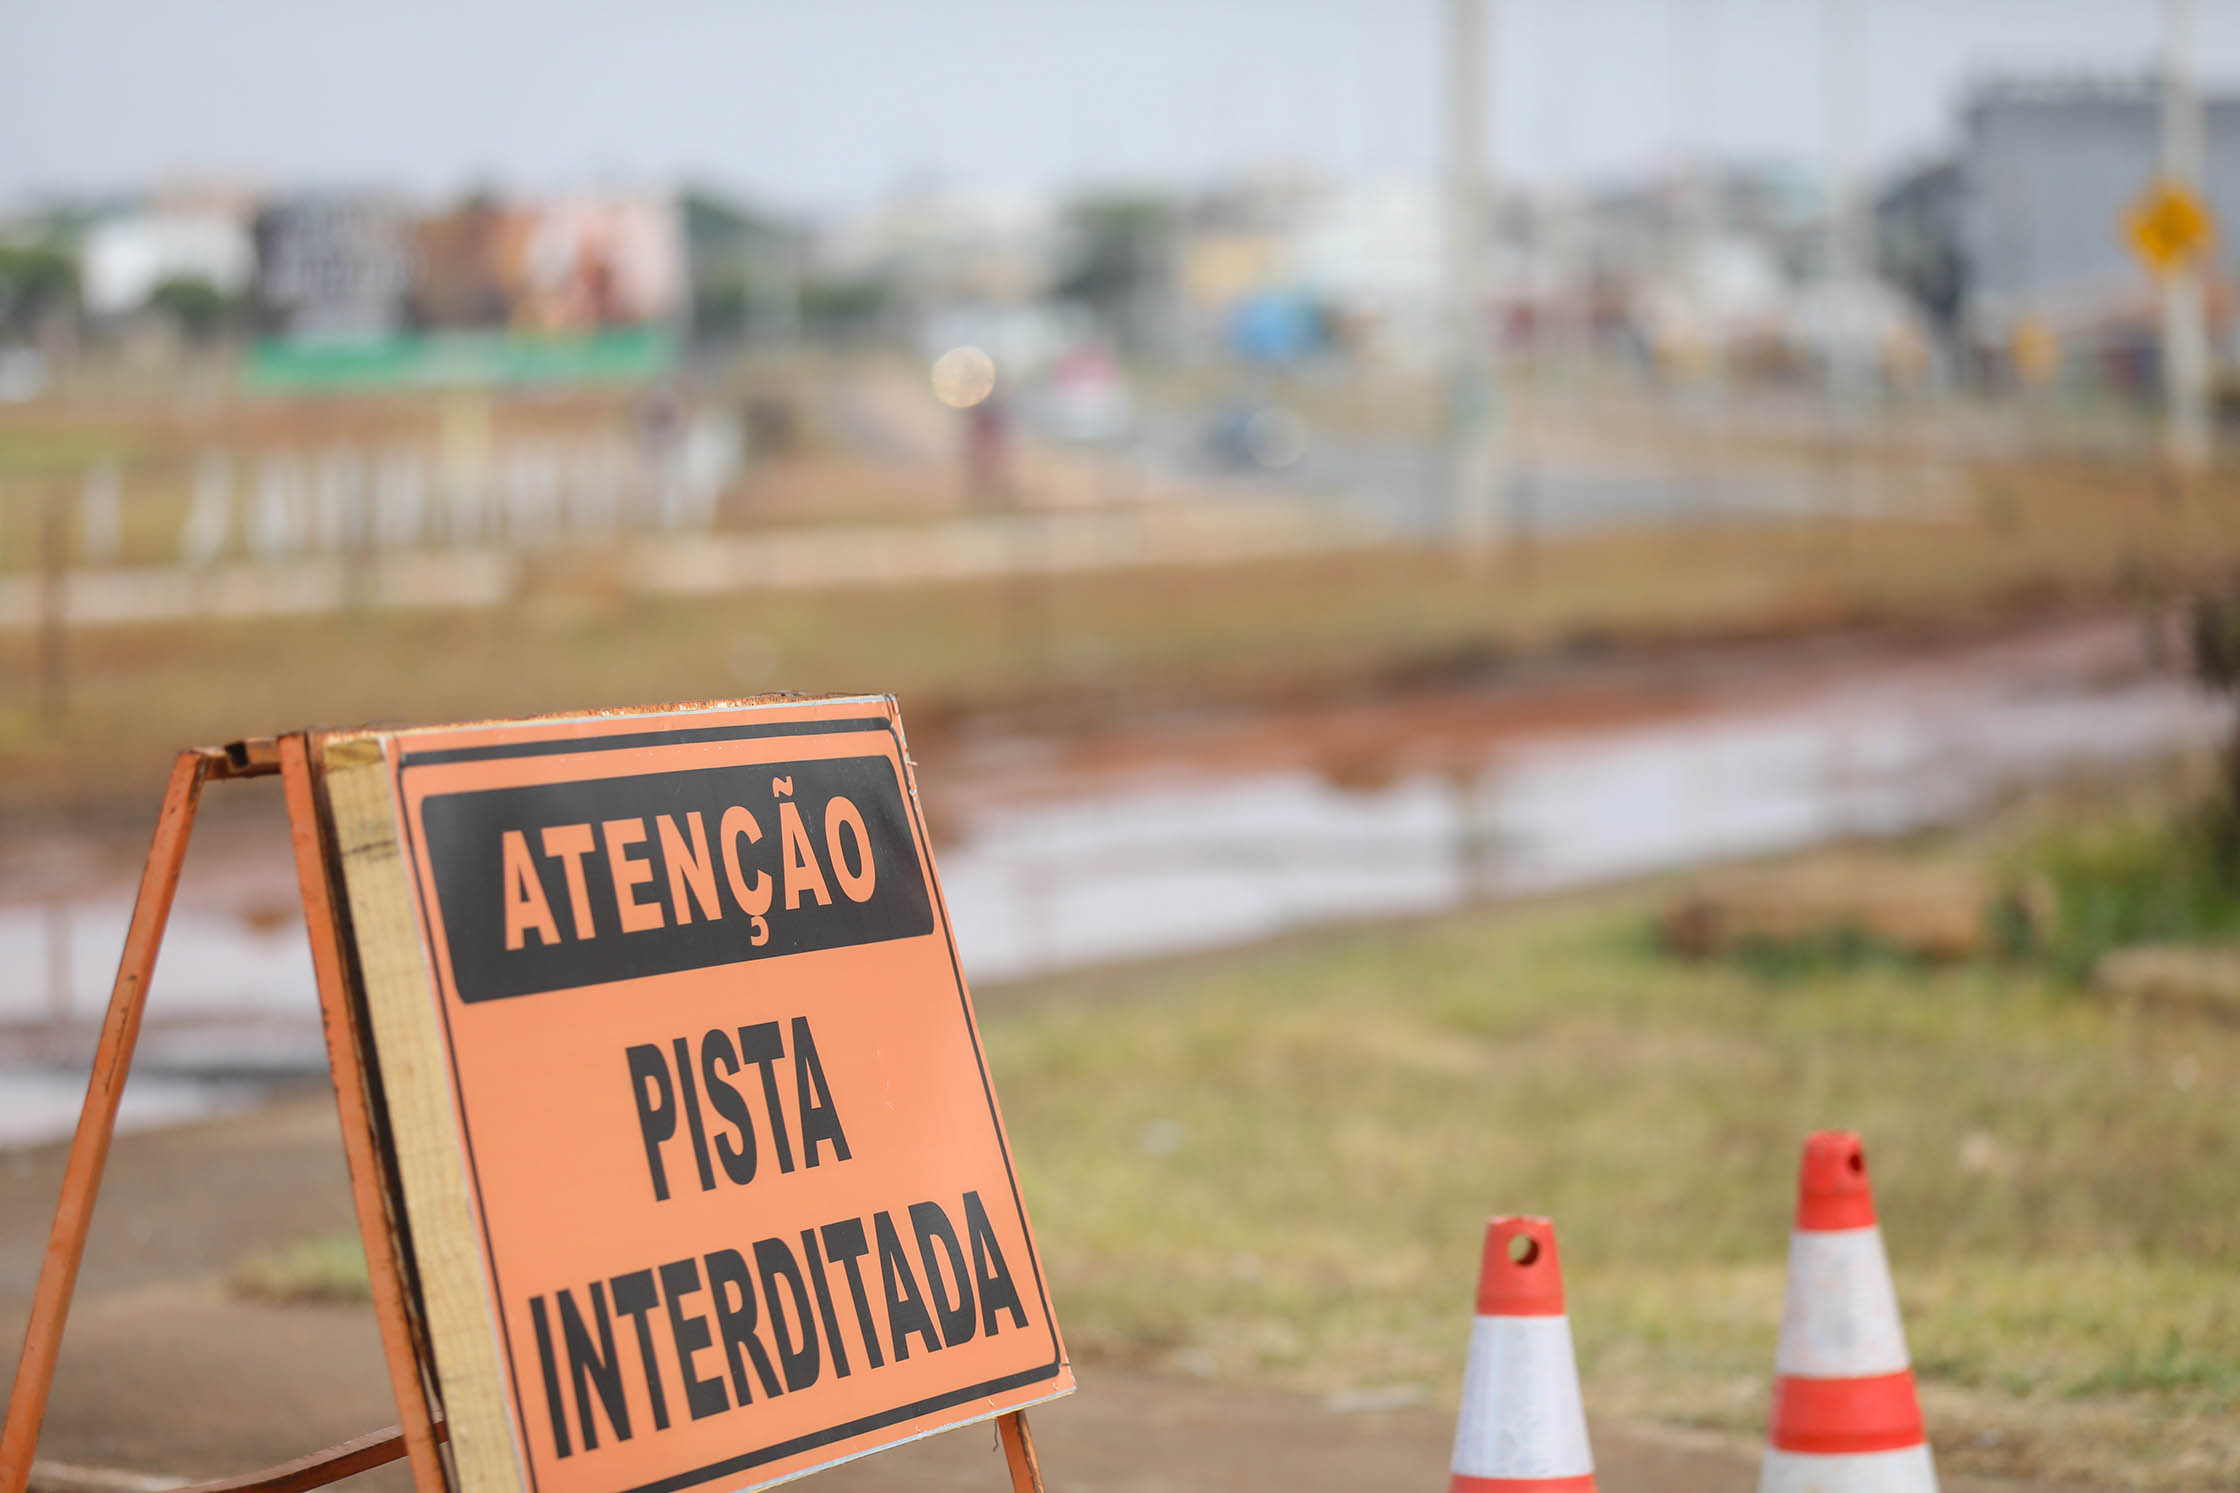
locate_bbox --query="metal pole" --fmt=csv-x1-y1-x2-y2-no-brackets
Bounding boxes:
997,1411,1046,1493
1446,0,1503,558
0,752,211,1493
1678,0,1730,511
2163,0,2212,473
1822,0,1867,421
278,736,451,1493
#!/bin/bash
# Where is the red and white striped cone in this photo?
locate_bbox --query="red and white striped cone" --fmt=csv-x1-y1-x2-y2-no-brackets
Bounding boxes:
1760,1132,1939,1493
1448,1216,1596,1492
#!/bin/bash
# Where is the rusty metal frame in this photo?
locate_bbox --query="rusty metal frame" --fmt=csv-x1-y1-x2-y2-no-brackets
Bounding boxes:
278,733,450,1493
4,747,219,1493
0,733,1049,1493
0,738,452,1493
996,1412,1046,1493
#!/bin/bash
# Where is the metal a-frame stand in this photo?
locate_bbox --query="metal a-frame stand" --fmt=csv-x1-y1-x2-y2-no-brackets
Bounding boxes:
0,737,1046,1493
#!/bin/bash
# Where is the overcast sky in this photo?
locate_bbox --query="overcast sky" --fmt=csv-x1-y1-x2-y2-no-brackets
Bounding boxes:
10,0,2240,217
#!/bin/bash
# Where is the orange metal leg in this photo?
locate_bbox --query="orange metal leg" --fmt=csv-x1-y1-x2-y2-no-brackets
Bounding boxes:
278,735,449,1493
171,1416,448,1493
997,1410,1046,1493
0,750,211,1493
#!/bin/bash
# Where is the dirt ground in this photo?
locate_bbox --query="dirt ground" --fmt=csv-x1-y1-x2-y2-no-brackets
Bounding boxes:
0,1097,2106,1493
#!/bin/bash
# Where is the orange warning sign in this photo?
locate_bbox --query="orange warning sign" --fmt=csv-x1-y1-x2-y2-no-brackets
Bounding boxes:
344,696,1069,1493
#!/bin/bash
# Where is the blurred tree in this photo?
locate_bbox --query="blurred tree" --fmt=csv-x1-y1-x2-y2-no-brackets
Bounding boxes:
798,275,890,339
0,242,79,337
682,188,804,348
692,265,752,344
146,275,239,343
1875,159,1967,344
1056,195,1174,356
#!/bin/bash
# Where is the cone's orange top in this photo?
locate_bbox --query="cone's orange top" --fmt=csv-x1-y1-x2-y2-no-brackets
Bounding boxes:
1474,1215,1566,1316
1795,1130,1878,1231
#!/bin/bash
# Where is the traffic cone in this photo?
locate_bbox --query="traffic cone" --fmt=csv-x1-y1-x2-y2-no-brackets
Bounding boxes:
1761,1132,1939,1493
1448,1215,1596,1492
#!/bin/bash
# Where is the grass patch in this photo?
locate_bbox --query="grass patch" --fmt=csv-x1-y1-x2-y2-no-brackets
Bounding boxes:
2066,1333,2240,1401
229,1233,372,1306
1723,925,1939,983
984,889,2240,1490
2028,806,2240,983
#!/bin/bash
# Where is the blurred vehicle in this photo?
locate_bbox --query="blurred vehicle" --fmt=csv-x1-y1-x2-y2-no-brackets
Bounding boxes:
1202,397,1306,472
1226,289,1325,364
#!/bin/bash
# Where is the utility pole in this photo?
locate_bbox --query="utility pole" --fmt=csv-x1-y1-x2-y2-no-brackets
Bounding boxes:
1676,0,1730,510
1670,0,1720,359
1446,0,1502,559
1821,0,1868,422
2162,0,2212,474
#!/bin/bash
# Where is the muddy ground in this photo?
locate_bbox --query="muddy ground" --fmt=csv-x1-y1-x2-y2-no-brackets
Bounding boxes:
0,1097,2105,1493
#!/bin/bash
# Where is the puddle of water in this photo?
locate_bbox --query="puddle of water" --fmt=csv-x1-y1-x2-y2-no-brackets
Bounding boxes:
938,674,2223,982
0,1067,261,1151
0,885,325,1151
0,902,316,1027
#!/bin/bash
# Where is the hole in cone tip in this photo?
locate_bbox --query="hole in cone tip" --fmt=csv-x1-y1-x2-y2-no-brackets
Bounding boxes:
1847,1150,1865,1175
1506,1234,1541,1266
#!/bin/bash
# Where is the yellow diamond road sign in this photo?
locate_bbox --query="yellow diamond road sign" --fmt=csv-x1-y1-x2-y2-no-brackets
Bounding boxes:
2128,179,2215,274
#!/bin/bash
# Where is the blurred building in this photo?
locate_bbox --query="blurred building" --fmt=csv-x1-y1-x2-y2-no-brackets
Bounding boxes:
410,194,513,329
8,177,801,381
681,190,804,347
79,209,254,320
1876,159,1966,347
1284,180,1443,366
1175,171,1318,362
1950,76,2240,378
1171,170,1461,368
415,188,788,346
502,193,681,334
1155,159,1909,381
248,190,695,388
252,195,414,340
1550,163,1830,376
263,190,686,342
824,185,1056,313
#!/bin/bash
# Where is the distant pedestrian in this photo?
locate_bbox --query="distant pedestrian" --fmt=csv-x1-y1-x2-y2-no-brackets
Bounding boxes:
966,395,1012,511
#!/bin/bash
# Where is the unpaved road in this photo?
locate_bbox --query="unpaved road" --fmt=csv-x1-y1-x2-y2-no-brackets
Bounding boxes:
0,1098,2105,1493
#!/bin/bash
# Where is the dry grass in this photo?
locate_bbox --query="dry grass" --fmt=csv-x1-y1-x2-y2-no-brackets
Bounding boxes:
228,1234,381,1307
988,875,2239,1491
